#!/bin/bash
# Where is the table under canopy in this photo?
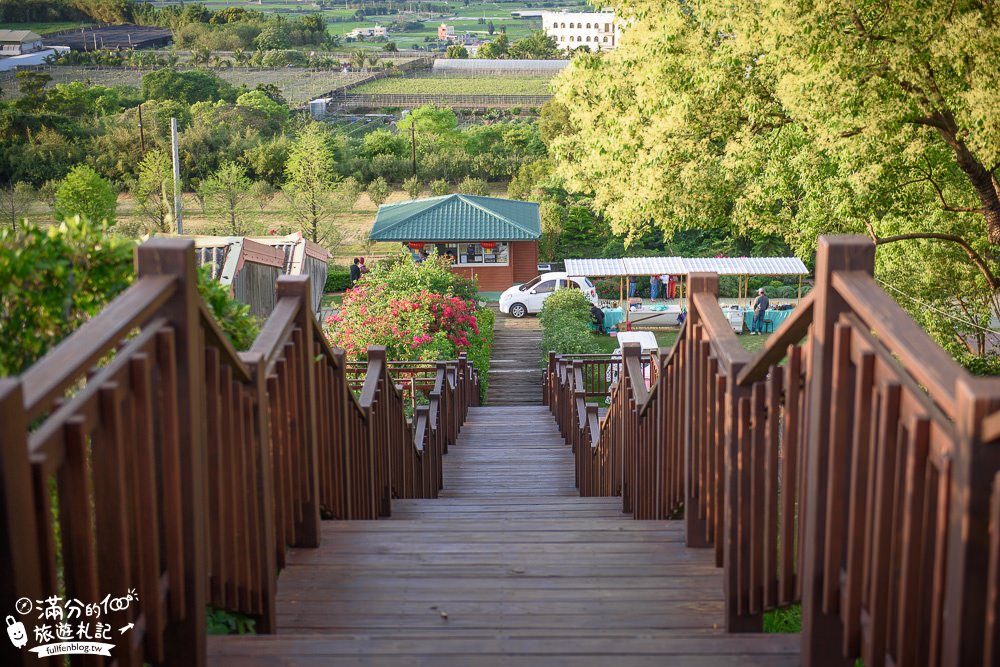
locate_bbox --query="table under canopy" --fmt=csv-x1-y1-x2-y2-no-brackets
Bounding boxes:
575,255,809,333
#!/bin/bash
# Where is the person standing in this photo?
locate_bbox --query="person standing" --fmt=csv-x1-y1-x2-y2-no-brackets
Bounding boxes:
359,257,370,276
628,275,637,298
650,274,659,301
750,287,769,335
349,257,361,287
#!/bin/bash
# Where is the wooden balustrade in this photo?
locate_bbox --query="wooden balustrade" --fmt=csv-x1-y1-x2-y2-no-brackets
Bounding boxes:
546,235,1000,666
0,238,478,667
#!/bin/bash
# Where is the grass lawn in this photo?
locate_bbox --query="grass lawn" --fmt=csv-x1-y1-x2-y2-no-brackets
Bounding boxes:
320,293,343,310
20,182,514,265
590,328,773,355
2,22,92,35
764,605,801,633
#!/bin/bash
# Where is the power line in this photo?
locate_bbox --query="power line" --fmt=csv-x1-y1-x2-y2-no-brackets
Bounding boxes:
876,278,1000,336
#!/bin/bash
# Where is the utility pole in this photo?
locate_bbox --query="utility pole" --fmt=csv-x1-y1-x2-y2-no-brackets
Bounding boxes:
410,123,416,176
137,103,146,155
170,117,184,235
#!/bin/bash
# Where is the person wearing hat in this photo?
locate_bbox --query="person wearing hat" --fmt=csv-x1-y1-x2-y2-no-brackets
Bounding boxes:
750,287,769,335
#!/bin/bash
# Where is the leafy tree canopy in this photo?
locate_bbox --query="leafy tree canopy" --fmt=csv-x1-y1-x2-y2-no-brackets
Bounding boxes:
552,0,1000,357
53,164,116,224
141,68,237,105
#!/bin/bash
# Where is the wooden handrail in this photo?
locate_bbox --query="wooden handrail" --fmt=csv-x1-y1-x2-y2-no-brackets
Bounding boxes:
546,235,1000,666
198,301,252,382
691,291,751,372
21,275,176,420
832,270,964,415
736,291,815,386
248,297,299,366
0,238,479,667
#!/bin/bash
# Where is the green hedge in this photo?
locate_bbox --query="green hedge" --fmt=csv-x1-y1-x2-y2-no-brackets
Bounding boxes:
540,289,600,358
325,264,352,292
469,306,495,403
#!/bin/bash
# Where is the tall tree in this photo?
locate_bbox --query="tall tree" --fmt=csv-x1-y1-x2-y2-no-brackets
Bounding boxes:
551,0,1000,358
0,182,35,231
201,162,253,235
509,31,560,60
367,177,390,209
132,150,175,233
283,123,337,244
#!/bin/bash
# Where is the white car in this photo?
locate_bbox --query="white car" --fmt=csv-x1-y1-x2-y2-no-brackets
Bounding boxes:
499,272,598,318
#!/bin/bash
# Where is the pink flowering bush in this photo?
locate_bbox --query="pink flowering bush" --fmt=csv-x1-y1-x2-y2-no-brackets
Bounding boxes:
323,252,494,399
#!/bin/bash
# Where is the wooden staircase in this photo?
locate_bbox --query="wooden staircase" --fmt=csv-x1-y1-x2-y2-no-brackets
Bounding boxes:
486,308,544,406
207,406,799,665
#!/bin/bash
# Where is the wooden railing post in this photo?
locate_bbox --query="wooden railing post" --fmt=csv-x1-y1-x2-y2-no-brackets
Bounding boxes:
237,352,277,633
801,236,875,667
136,238,207,666
544,351,556,406
942,378,1000,667
458,354,470,414
276,276,321,548
685,273,717,549
0,380,43,667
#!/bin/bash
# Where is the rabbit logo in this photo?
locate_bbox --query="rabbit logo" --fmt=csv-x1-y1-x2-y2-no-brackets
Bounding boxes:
6,615,27,649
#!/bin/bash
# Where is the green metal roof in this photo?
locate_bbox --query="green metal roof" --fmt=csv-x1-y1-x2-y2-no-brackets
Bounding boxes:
369,194,541,242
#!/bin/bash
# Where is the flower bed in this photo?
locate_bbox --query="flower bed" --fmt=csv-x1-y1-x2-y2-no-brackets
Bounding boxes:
324,253,493,401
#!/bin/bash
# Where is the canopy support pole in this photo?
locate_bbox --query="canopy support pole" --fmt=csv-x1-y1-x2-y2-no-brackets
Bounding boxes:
797,275,802,303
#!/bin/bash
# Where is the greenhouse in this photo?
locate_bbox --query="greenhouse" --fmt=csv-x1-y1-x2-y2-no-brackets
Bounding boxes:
431,58,570,76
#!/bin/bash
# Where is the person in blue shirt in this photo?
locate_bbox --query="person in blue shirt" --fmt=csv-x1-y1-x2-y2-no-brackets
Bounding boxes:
750,288,770,335
650,275,659,300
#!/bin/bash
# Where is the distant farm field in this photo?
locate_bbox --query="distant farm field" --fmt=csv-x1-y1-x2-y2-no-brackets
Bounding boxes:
0,67,375,106
351,76,551,96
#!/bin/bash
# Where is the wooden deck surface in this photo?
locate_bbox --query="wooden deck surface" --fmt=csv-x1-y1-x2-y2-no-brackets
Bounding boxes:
486,310,544,405
208,406,800,665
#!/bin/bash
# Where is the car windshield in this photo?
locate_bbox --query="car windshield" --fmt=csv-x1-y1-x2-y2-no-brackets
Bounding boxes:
519,276,542,291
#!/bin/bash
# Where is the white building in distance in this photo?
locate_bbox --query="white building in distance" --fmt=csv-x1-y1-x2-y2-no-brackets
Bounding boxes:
541,11,620,51
347,25,388,39
0,30,44,56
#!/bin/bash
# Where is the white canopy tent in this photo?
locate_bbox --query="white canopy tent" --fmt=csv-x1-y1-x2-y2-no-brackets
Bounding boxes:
564,255,810,315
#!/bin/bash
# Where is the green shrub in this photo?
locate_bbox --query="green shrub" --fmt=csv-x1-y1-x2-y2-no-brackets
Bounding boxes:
361,252,478,302
0,218,134,375
197,265,260,351
429,179,450,196
468,306,495,402
958,353,1000,376
0,219,261,375
540,288,600,357
593,278,621,300
325,264,352,292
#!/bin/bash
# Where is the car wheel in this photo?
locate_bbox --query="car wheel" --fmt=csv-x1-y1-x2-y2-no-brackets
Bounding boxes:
509,303,527,318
